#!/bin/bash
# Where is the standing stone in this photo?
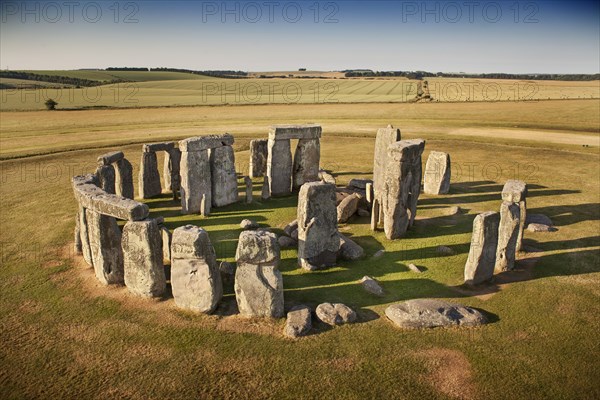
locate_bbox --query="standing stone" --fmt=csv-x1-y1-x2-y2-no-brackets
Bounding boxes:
495,201,520,273
171,225,222,313
372,125,401,202
382,139,425,239
122,219,166,298
297,182,339,271
244,176,253,203
423,151,451,195
163,148,182,195
85,209,124,285
97,151,124,166
366,182,374,204
139,152,161,199
293,139,320,190
234,230,284,318
464,211,500,285
210,146,238,207
114,158,134,199
261,176,270,200
74,212,82,254
180,149,211,214
502,180,527,252
249,139,268,178
370,198,380,231
79,207,93,266
95,164,116,195
160,225,171,262
266,138,292,197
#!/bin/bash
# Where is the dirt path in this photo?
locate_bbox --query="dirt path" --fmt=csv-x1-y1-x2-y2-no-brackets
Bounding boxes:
446,127,599,146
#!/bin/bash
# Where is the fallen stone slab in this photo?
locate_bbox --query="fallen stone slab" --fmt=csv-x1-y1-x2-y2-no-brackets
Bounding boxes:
360,276,384,296
318,170,336,185
97,150,124,166
240,219,259,230
283,305,312,338
407,263,423,273
385,299,487,329
526,214,553,226
337,233,364,260
528,223,556,232
337,193,360,223
316,303,357,326
72,175,149,221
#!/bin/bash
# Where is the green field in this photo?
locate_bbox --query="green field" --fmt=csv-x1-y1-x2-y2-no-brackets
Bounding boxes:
1,85,599,399
1,71,598,111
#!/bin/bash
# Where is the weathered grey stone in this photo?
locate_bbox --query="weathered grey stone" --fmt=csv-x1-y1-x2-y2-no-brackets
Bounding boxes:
464,212,500,285
278,236,297,248
526,214,553,226
315,303,356,326
122,219,166,298
85,209,124,285
143,142,175,152
179,134,235,152
244,176,253,203
318,170,336,185
348,178,372,190
171,225,222,313
240,219,259,230
160,225,171,262
424,151,451,195
502,180,527,252
72,175,149,221
283,220,298,236
407,263,423,273
373,125,401,203
382,139,426,239
357,208,370,217
74,212,82,254
293,138,320,190
234,230,284,318
219,261,236,284
249,139,268,178
284,305,312,338
372,249,385,259
139,151,162,199
267,138,292,197
95,164,116,194
290,228,299,241
114,158,134,200
210,145,238,207
79,207,93,266
360,276,384,296
297,182,339,271
97,151,124,166
495,201,520,273
337,233,364,260
528,223,556,232
385,299,487,329
163,148,181,194
261,176,270,200
268,124,322,141
337,193,360,223
180,149,211,214
436,245,456,256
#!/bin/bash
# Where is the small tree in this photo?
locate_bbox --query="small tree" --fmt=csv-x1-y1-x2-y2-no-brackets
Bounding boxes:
45,98,58,110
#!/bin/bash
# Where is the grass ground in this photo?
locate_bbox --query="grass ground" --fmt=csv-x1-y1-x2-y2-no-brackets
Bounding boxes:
1,71,598,110
0,96,599,399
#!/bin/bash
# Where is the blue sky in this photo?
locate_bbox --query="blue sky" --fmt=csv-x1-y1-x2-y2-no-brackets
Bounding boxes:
1,0,599,73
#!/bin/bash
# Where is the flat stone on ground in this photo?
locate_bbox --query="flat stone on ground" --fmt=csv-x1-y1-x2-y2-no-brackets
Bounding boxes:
283,305,312,338
385,299,487,329
315,303,357,326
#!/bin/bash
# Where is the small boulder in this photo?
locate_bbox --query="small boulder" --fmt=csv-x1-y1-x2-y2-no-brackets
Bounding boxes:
436,245,456,256
278,235,297,248
240,219,259,230
316,303,357,326
527,223,556,232
446,206,462,216
526,214,553,226
283,305,312,338
337,194,360,223
283,220,298,236
360,276,384,296
347,178,373,190
357,208,370,217
318,170,336,185
385,299,487,329
290,228,299,241
407,263,423,273
372,249,385,259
